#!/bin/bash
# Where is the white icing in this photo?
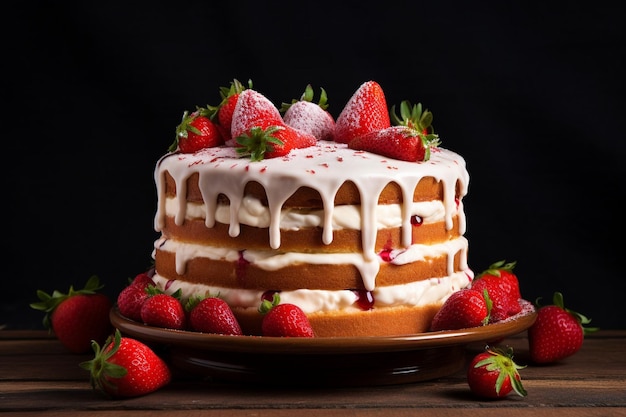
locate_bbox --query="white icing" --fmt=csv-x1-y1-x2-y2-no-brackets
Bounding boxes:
154,236,469,292
164,196,448,230
153,140,471,309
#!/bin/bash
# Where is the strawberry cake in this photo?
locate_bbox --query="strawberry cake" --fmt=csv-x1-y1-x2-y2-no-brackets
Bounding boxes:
149,80,474,337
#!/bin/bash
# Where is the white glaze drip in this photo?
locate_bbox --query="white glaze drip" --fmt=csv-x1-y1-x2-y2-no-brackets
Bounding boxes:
154,141,470,291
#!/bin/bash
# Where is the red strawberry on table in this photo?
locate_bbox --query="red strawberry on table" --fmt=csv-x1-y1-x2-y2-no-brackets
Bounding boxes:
528,292,597,364
471,260,522,323
169,106,223,153
258,293,315,337
80,329,171,398
348,125,438,162
467,347,527,399
281,84,335,141
30,275,113,354
430,288,492,331
334,80,391,143
187,295,243,335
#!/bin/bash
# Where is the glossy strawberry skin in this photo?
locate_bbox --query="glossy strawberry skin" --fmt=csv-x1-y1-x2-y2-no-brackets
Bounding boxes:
104,337,170,398
188,297,243,335
217,93,240,142
117,283,150,322
140,294,186,330
178,114,223,153
262,303,315,337
51,293,113,354
82,331,171,398
335,80,390,144
467,350,525,399
430,289,489,331
471,261,522,322
348,126,427,162
528,305,584,363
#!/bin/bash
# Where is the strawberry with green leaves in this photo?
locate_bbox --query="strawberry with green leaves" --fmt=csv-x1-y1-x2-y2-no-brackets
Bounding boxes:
467,346,527,399
259,293,315,337
237,125,316,161
347,98,441,162
186,295,243,335
334,80,390,143
232,89,316,161
170,106,223,153
430,288,492,331
471,260,522,323
208,78,253,144
348,125,439,162
30,275,113,354
80,329,171,398
528,292,597,364
390,100,436,136
281,84,335,141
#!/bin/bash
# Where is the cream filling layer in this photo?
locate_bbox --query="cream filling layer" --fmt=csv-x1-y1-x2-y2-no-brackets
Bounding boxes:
165,196,448,230
151,270,473,314
153,236,469,292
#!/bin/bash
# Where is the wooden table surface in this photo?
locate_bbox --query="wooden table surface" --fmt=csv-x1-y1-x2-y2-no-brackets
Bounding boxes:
1,329,625,416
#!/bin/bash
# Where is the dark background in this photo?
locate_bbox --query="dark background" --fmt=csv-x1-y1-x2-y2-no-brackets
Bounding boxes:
4,2,624,330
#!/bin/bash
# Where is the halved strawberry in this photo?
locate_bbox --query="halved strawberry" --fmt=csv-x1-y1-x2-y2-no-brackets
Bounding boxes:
334,80,390,143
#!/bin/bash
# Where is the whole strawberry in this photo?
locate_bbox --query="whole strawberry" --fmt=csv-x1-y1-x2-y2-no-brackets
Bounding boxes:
430,288,492,331
335,80,390,144
140,290,186,330
471,260,522,323
169,106,223,153
116,272,155,322
281,84,335,141
528,292,597,364
30,275,113,354
208,78,253,144
236,124,316,161
80,329,171,398
187,295,243,335
258,293,315,337
230,88,285,139
467,347,527,399
348,125,438,162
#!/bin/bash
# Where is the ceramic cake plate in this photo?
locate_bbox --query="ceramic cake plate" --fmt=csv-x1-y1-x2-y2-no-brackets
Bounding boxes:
110,302,537,387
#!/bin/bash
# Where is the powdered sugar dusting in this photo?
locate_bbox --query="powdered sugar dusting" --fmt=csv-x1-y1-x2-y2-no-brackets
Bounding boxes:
283,101,335,141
